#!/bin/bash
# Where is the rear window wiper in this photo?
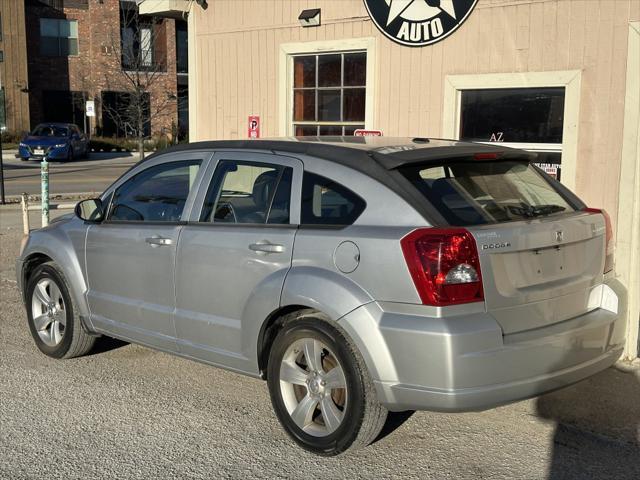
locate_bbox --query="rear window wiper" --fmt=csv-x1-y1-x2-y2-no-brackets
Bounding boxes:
529,204,566,216
505,203,566,218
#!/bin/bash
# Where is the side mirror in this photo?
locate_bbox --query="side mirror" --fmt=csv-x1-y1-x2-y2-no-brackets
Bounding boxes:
75,198,105,222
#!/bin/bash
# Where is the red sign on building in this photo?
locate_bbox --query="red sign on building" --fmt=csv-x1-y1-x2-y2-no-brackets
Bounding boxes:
248,115,260,138
353,129,383,137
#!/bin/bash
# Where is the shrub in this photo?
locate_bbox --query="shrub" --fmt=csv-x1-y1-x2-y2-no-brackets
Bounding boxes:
1,130,23,145
88,135,177,153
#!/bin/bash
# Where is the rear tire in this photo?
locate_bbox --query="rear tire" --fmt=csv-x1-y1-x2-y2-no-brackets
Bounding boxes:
267,311,387,456
26,262,95,359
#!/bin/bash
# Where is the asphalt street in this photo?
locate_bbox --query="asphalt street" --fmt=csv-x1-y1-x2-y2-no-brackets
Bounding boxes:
1,150,138,197
0,208,639,479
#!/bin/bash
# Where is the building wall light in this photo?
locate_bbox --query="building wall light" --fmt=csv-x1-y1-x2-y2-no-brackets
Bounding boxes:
298,8,321,27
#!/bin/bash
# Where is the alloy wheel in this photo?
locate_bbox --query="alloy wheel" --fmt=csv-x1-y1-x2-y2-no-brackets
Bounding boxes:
279,338,348,437
30,278,66,347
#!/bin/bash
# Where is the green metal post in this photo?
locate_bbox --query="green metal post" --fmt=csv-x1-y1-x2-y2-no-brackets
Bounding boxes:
41,158,49,227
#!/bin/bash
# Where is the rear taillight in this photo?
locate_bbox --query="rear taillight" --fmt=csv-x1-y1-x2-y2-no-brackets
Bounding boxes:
401,228,484,306
583,208,614,273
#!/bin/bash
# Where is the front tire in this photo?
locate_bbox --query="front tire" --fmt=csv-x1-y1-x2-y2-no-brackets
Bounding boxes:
26,262,95,359
67,147,74,162
267,312,387,455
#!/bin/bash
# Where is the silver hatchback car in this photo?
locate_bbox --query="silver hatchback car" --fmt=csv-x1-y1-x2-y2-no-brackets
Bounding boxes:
17,137,625,455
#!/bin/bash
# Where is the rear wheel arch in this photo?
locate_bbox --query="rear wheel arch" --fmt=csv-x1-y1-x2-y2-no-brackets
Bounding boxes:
257,305,316,379
258,306,369,381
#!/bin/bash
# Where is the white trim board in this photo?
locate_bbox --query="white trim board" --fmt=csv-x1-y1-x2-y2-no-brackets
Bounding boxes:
278,37,377,137
618,22,640,361
442,71,581,191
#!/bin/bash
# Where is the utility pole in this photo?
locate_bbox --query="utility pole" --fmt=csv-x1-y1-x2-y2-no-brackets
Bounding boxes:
0,76,5,204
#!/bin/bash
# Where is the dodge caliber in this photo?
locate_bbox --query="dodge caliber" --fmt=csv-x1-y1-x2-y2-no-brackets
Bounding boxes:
16,137,626,455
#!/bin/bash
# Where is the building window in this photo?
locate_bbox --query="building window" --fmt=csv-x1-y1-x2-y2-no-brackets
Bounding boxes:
176,20,188,74
101,91,151,138
120,5,162,71
292,52,366,136
459,87,565,180
42,91,87,132
40,19,79,56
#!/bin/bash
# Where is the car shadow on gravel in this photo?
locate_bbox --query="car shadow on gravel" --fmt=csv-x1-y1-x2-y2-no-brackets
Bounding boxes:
537,366,640,479
86,336,129,356
372,410,416,444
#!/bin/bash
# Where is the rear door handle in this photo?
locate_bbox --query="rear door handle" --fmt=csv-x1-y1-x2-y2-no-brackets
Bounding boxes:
145,236,174,247
249,242,285,254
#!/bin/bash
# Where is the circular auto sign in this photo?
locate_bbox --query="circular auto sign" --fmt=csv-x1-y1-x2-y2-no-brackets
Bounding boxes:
364,0,478,47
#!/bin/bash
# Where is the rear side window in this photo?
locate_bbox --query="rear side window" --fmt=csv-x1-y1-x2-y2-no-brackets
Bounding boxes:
400,160,575,226
301,172,365,225
200,160,292,224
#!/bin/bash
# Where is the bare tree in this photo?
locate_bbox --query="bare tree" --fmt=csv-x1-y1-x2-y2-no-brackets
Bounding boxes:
100,2,176,159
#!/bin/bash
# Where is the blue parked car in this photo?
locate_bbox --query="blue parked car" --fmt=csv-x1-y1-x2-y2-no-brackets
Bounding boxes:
18,123,89,162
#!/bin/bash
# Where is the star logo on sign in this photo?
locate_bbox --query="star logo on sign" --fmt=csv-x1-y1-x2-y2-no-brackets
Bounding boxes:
385,0,457,26
364,0,478,47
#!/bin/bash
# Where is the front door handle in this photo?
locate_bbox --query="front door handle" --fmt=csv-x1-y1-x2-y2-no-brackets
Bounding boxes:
145,236,174,247
249,242,285,254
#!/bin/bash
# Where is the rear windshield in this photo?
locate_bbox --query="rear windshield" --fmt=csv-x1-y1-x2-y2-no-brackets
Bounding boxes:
400,160,575,226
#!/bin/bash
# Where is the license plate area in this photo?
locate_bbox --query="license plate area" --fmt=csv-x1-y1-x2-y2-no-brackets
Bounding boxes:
531,246,566,282
33,148,45,155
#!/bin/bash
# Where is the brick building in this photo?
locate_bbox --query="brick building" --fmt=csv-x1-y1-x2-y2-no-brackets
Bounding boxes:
1,0,188,139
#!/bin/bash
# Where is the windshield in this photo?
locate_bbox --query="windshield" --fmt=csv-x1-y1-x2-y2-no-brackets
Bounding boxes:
400,160,575,226
32,125,69,137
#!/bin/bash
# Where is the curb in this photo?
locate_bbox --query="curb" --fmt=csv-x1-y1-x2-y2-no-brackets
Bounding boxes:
0,193,93,210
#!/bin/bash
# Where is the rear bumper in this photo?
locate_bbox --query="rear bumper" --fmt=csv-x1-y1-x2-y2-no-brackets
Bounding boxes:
377,346,622,412
339,281,626,412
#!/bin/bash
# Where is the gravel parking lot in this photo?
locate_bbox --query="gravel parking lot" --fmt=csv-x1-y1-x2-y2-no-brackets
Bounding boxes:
1,208,639,479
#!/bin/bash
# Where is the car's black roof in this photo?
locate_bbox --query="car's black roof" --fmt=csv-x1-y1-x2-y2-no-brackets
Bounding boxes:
140,137,541,226
151,136,535,171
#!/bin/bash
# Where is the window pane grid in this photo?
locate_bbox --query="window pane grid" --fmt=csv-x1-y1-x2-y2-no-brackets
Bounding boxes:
293,124,365,136
40,19,78,56
292,51,366,135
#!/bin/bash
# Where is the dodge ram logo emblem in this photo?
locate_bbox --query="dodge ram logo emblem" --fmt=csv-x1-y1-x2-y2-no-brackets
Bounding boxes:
555,231,564,242
363,0,478,47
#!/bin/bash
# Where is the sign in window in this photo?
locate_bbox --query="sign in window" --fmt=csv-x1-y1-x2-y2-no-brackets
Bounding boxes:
459,87,565,180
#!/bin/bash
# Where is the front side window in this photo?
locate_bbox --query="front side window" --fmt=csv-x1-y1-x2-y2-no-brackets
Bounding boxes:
292,52,366,136
400,160,575,226
459,87,565,180
200,161,292,224
109,160,201,222
301,172,365,225
40,19,78,56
